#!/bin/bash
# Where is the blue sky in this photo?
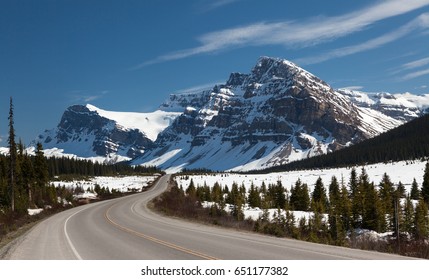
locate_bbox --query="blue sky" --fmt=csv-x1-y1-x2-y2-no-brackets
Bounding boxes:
1,0,429,145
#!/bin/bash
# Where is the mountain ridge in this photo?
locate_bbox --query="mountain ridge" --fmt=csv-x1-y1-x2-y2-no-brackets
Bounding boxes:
30,56,429,170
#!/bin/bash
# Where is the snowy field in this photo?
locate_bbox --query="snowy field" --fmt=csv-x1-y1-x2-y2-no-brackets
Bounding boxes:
51,175,159,193
175,160,426,193
176,160,426,228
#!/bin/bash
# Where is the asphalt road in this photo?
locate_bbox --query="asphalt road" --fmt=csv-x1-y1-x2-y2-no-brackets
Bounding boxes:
3,175,416,260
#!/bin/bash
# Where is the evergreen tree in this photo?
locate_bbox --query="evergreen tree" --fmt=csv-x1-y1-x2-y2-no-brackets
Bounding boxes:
8,97,17,212
401,194,414,234
34,142,50,207
413,199,429,240
290,179,310,211
338,182,352,232
379,173,395,231
421,161,429,205
328,176,340,206
359,168,385,232
311,177,328,213
211,181,223,204
351,168,364,228
268,180,286,209
397,181,406,198
185,179,196,198
410,178,420,200
228,182,244,221
247,182,261,208
348,167,358,199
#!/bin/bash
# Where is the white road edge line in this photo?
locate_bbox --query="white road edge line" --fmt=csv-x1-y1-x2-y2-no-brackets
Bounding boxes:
64,207,87,260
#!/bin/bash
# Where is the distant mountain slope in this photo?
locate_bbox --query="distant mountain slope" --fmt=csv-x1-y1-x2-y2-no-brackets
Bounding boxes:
132,57,409,172
34,104,180,162
28,56,429,170
263,113,429,173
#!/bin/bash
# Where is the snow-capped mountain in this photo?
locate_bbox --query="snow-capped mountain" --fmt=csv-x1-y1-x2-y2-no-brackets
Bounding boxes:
338,88,429,122
31,56,429,170
132,57,421,172
34,104,180,163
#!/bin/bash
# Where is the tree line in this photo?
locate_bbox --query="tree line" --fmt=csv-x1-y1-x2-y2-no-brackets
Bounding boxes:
262,113,429,173
169,165,429,257
0,97,161,216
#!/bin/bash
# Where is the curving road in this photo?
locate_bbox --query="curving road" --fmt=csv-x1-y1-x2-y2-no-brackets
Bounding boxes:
3,175,415,260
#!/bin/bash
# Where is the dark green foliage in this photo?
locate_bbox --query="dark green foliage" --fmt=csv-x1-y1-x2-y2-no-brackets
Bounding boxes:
311,177,328,213
46,157,159,178
401,195,414,235
379,173,395,231
267,181,287,209
413,200,429,240
411,178,420,200
422,162,429,205
289,179,310,211
247,182,261,208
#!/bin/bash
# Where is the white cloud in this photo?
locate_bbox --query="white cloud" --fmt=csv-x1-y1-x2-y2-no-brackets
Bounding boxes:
134,0,429,68
69,90,109,103
175,81,224,94
200,0,241,12
296,13,429,65
402,56,429,70
342,86,364,91
402,67,429,80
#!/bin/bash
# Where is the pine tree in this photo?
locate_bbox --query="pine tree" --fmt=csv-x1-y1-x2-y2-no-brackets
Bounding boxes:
339,182,352,232
34,142,49,207
8,97,17,212
290,179,310,211
379,173,395,231
247,182,261,208
185,179,196,198
421,161,429,205
348,167,358,199
359,168,385,232
401,194,414,234
410,178,420,200
328,176,340,206
351,168,364,228
413,199,429,240
311,177,328,213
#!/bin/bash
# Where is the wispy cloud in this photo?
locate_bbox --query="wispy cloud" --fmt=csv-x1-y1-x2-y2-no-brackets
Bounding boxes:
296,13,429,65
198,0,242,12
402,68,429,80
402,56,429,70
175,81,224,94
69,90,109,103
133,0,429,68
341,86,364,91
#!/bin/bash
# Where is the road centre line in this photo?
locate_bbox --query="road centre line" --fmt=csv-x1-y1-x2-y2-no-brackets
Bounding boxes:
104,203,219,260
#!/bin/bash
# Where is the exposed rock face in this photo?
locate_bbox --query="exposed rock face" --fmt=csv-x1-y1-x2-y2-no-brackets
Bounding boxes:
133,57,402,171
36,105,153,160
33,56,429,170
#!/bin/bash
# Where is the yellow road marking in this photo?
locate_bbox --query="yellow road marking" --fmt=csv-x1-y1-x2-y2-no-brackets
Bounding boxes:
104,204,219,260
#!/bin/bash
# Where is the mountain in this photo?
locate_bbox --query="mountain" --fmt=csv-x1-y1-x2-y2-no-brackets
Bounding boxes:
34,104,180,163
31,56,429,170
263,113,429,173
338,88,429,122
132,57,423,172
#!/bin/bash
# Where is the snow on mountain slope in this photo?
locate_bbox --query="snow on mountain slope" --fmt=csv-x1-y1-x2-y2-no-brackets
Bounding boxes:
26,56,429,171
86,104,180,142
33,104,181,163
338,89,429,121
133,57,408,172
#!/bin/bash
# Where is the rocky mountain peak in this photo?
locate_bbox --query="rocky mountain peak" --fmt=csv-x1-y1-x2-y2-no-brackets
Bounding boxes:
35,104,153,160
32,56,428,171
